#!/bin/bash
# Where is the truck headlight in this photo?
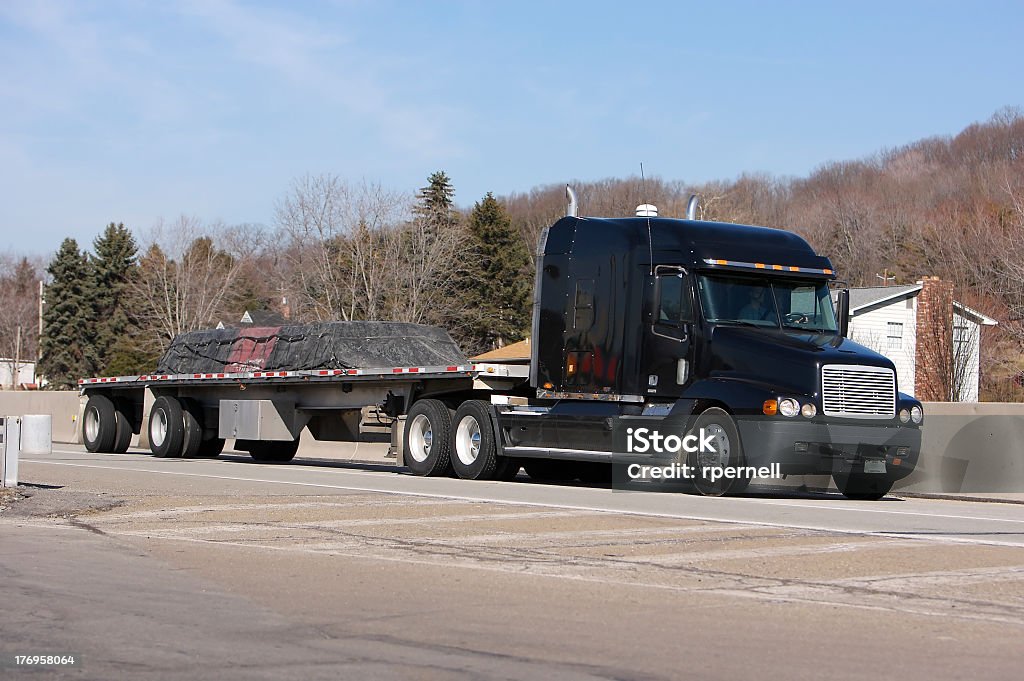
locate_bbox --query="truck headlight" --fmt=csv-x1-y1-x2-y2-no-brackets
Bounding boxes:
800,403,816,418
899,408,910,423
779,398,800,418
910,405,923,424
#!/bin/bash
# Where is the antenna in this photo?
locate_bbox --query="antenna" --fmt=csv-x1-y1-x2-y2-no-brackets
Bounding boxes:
641,163,653,275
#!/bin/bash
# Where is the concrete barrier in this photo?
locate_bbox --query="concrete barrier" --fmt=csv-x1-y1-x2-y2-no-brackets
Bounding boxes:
0,391,80,443
897,402,1024,493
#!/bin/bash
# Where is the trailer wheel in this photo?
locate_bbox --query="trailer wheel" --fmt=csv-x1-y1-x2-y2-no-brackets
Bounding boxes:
178,399,204,458
111,400,133,453
83,394,118,453
403,399,453,476
687,407,744,497
833,472,893,501
451,400,503,480
248,438,300,463
149,396,185,458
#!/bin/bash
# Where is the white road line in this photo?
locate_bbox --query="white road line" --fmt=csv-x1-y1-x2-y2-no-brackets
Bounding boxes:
23,458,1024,547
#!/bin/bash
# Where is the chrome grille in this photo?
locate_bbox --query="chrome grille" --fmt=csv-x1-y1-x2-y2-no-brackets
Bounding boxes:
821,364,896,419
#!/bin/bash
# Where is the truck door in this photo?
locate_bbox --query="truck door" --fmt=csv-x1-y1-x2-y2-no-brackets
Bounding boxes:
641,266,693,397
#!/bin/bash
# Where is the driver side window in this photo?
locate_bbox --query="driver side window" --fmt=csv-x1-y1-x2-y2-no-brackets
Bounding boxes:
657,272,691,325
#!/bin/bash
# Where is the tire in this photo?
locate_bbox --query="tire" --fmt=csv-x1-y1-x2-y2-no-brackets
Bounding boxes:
686,407,744,496
403,399,453,476
83,394,118,453
149,396,185,458
834,471,894,500
450,400,502,480
196,438,226,458
179,399,204,458
523,459,577,482
111,400,133,453
248,438,300,463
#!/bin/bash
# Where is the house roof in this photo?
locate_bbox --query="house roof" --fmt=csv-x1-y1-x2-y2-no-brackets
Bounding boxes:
472,338,531,361
848,284,921,312
842,284,997,326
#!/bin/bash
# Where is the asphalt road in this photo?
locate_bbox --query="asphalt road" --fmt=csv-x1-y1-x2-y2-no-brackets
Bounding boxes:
3,444,1024,680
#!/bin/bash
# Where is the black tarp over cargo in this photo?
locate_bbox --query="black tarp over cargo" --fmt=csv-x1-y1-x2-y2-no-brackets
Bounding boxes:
155,322,468,374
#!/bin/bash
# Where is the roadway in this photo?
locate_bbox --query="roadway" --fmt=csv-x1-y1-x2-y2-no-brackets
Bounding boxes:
2,444,1024,680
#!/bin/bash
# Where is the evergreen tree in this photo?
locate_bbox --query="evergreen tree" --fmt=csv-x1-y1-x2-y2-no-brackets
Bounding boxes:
413,171,456,235
39,239,96,388
91,222,138,374
464,193,532,352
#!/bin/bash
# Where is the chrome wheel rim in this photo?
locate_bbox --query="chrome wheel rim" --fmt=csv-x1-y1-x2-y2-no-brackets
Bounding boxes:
698,423,730,469
85,407,100,443
408,414,432,463
455,416,481,466
151,408,167,448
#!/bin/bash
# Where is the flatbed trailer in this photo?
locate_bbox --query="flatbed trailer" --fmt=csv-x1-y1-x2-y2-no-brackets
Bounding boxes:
81,188,924,499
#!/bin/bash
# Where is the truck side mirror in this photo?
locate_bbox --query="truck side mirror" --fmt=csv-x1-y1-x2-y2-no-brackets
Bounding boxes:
836,288,850,338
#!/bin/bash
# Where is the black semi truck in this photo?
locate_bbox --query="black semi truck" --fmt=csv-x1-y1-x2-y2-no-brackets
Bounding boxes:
80,188,923,499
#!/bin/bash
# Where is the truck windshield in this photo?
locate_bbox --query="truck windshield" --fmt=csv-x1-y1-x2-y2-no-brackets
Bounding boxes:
697,274,838,332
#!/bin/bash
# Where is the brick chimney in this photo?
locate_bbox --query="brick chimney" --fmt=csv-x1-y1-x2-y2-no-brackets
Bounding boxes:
914,276,954,401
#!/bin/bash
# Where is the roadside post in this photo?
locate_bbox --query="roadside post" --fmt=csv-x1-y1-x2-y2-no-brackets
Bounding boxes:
1,415,21,487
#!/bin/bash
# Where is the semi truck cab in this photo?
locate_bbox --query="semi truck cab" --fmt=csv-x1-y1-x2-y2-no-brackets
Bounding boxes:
500,188,923,499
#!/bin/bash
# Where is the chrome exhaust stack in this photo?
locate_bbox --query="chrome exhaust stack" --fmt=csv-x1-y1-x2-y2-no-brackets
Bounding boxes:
566,185,578,217
686,194,700,220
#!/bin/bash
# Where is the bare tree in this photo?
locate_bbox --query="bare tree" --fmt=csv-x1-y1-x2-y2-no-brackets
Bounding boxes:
276,175,409,322
131,217,254,353
0,255,43,388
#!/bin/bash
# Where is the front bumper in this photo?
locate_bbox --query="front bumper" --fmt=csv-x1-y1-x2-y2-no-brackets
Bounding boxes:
736,417,921,479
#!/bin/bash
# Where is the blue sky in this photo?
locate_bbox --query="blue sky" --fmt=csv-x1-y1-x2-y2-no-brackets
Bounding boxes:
1,0,1021,256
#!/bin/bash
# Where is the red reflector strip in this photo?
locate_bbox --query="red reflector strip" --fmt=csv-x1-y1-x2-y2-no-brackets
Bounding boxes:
447,366,458,372
393,368,404,374
408,367,420,373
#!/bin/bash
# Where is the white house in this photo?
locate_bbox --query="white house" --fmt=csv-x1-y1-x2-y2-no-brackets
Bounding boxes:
844,279,997,402
0,359,36,389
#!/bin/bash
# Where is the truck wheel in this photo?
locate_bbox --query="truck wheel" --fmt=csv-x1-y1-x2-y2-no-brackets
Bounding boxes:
179,399,204,458
83,394,118,453
149,396,185,458
248,438,300,463
196,438,226,458
834,472,893,500
451,400,502,480
523,459,577,482
403,399,453,476
687,407,743,497
111,400,134,453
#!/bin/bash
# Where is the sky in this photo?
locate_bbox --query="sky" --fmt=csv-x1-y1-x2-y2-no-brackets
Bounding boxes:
1,0,1022,256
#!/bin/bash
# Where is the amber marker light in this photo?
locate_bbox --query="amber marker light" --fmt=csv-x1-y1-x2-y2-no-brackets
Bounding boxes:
763,399,778,415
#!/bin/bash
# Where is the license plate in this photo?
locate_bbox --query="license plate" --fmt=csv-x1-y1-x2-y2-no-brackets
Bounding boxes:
863,459,887,474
